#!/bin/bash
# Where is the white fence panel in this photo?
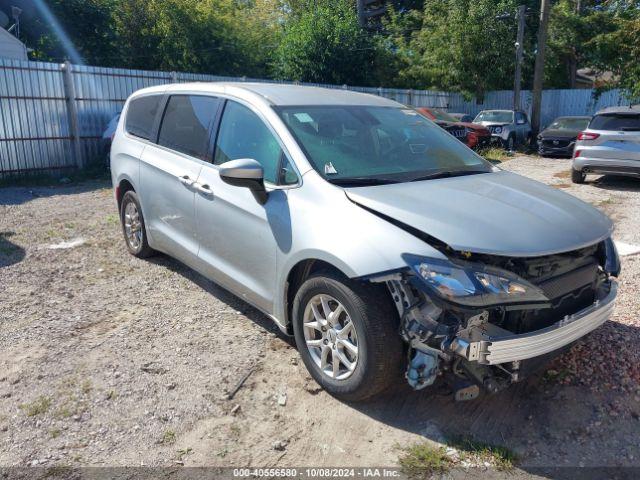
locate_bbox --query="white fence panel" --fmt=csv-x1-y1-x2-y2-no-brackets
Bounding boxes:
0,58,633,176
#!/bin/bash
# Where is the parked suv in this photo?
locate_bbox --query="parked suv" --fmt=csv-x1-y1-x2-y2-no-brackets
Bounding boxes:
474,109,532,150
111,83,619,401
416,107,491,149
572,106,640,183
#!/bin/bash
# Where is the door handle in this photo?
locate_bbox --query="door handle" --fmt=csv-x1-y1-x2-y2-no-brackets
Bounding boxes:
179,175,194,186
193,182,214,197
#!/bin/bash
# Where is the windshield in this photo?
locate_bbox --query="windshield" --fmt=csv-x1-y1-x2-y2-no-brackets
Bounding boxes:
474,111,513,124
589,113,640,131
275,106,492,183
429,109,458,123
548,117,590,131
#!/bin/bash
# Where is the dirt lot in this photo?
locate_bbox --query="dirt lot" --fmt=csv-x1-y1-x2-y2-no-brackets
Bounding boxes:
1,156,639,475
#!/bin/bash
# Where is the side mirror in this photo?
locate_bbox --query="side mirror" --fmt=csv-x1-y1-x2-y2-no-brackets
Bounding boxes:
219,158,268,204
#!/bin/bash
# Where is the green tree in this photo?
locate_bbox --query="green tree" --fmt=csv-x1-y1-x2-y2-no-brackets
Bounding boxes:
113,0,281,76
272,0,384,86
383,0,539,98
545,0,616,88
590,12,640,98
0,0,118,64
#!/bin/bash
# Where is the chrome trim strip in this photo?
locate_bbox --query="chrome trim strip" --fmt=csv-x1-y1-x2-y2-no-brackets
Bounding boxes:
472,281,617,365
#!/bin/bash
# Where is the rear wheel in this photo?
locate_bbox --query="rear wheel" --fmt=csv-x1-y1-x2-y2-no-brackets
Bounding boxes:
571,168,586,184
120,190,155,258
292,272,403,401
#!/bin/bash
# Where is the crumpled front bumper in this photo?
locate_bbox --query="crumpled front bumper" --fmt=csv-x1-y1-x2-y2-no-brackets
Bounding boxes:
456,280,617,365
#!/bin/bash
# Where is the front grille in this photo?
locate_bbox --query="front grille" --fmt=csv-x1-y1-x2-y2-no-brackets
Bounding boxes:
446,127,466,139
543,139,571,148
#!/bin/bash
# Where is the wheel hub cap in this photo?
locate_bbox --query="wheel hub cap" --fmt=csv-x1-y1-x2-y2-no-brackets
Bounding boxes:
303,294,358,380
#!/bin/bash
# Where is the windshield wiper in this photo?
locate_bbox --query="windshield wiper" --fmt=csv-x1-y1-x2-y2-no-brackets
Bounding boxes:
620,127,640,131
408,170,489,182
327,177,400,186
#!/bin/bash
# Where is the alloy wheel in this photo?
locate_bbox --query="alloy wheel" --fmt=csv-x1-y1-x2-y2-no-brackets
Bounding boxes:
302,294,358,380
123,201,142,250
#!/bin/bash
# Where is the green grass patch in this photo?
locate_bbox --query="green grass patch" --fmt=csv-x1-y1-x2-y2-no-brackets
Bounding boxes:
162,429,176,444
105,214,119,225
479,147,512,164
542,368,571,384
448,437,517,471
398,443,452,476
176,447,193,461
20,395,52,417
399,437,517,476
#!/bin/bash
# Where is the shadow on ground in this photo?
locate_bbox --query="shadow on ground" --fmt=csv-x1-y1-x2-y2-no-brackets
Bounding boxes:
589,175,640,192
0,180,111,206
147,254,288,341
0,231,26,268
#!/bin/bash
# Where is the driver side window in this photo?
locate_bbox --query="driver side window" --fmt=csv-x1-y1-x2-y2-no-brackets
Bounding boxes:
215,100,294,185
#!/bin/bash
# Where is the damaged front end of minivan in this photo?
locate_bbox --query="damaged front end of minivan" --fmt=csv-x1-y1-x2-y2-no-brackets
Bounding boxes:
369,238,620,401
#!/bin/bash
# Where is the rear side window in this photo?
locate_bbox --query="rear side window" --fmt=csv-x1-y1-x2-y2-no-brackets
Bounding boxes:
158,95,220,159
589,114,640,131
125,95,162,140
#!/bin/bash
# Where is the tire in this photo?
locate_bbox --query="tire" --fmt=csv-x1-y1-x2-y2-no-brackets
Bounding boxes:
571,168,586,184
504,135,515,151
292,272,404,401
119,190,155,258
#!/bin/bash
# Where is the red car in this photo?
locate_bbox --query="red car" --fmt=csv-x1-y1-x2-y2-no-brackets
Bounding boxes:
416,107,491,149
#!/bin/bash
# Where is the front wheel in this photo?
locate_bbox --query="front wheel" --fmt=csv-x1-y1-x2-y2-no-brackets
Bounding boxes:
292,272,404,401
504,135,515,151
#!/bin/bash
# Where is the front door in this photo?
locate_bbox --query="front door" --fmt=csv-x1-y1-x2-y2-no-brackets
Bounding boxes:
139,94,221,266
195,99,295,313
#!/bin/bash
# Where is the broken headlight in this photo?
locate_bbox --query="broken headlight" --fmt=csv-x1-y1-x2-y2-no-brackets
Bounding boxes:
403,255,549,308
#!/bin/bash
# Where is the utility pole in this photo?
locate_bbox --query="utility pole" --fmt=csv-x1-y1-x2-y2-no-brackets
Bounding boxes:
531,0,551,140
513,5,527,111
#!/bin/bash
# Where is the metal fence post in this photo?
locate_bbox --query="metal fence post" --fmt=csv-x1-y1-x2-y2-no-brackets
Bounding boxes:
170,71,178,83
62,61,83,169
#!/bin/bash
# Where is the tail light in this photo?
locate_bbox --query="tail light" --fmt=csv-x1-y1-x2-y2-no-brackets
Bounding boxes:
573,149,581,158
577,132,599,141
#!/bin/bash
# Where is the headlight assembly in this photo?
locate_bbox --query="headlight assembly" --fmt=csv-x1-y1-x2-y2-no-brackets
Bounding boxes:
403,255,549,308
493,126,502,134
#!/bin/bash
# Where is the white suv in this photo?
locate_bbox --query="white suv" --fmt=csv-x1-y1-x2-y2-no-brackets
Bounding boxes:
572,106,640,183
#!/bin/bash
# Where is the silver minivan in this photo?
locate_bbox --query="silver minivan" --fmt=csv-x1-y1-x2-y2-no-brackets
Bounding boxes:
111,83,619,401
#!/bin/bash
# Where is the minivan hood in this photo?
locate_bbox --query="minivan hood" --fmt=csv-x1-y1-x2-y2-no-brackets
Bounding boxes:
345,171,612,257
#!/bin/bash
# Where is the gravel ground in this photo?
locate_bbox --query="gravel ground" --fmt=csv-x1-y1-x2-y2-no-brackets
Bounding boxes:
0,156,639,474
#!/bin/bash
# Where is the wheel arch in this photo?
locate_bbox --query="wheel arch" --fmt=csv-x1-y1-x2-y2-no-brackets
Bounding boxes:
116,178,135,211
282,258,352,334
